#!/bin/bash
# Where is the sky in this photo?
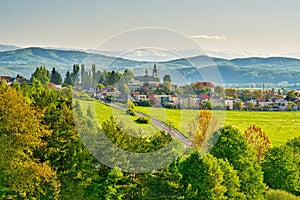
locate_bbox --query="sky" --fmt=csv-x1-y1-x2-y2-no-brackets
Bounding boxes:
1,0,300,56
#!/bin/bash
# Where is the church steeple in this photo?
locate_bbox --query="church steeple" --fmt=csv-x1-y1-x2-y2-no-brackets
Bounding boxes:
152,63,158,77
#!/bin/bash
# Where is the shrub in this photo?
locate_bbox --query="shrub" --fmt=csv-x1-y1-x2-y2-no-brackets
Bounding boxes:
134,101,151,107
135,117,150,124
265,189,299,200
126,108,136,116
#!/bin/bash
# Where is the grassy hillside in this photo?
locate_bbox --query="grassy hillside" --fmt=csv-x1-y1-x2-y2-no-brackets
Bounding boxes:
79,100,159,137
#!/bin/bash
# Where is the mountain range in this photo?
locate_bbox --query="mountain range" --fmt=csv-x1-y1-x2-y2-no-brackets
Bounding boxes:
0,47,300,84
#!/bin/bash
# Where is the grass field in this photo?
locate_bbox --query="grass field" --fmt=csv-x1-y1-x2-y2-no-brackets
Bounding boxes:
134,106,300,146
80,100,300,146
79,100,159,137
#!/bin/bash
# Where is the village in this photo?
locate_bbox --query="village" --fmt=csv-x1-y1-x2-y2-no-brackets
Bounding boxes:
95,64,300,111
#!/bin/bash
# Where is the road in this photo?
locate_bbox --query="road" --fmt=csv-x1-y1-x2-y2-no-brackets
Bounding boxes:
100,100,195,148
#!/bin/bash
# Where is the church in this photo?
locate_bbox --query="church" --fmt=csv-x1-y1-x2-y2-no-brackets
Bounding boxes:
128,64,160,90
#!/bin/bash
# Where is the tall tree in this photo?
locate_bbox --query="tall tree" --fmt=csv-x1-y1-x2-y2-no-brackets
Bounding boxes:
50,67,62,85
30,66,50,85
244,125,271,161
64,70,72,86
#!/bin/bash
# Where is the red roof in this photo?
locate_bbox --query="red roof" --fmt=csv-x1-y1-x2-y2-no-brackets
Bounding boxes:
197,94,210,99
195,82,215,88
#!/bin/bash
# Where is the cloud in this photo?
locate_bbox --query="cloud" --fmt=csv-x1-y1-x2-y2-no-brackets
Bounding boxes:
188,34,227,40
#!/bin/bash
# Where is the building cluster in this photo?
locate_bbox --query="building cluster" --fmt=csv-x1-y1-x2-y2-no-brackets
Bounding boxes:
95,64,300,111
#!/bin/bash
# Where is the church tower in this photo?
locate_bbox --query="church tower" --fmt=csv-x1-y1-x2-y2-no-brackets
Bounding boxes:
152,63,158,77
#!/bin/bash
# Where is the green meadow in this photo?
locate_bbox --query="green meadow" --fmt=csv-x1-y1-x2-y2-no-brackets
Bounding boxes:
79,100,159,137
81,100,300,146
135,106,300,146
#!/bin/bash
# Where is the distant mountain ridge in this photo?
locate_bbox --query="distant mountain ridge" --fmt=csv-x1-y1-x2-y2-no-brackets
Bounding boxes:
0,44,21,52
0,47,300,84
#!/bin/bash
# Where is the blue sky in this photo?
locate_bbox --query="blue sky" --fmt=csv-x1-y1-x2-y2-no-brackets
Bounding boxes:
1,0,300,55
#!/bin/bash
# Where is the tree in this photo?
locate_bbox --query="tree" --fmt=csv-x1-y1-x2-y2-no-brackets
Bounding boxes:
30,66,50,85
211,126,266,199
253,90,265,102
178,153,226,199
64,70,72,86
218,158,245,199
202,100,212,110
261,145,300,195
144,163,182,199
233,101,243,110
244,125,271,161
244,101,255,110
163,75,172,90
0,85,59,199
50,67,62,85
191,110,217,150
240,89,254,101
214,85,225,97
286,90,296,101
225,88,238,98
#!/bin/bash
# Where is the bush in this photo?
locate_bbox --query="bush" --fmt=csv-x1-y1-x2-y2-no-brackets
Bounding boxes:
126,108,136,116
135,117,150,124
265,189,299,200
134,101,151,107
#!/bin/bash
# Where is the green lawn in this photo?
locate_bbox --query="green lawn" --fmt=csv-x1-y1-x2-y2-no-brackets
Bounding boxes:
134,106,300,146
79,100,159,138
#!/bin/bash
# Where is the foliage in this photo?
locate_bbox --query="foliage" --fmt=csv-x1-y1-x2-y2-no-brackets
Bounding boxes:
261,145,300,195
233,101,242,110
30,66,50,85
265,189,300,200
126,108,136,116
244,101,255,110
50,67,62,85
211,126,266,199
202,100,212,110
0,85,59,199
244,125,271,161
178,153,226,199
135,116,150,124
134,100,152,107
225,88,238,98
191,110,217,150
214,85,225,97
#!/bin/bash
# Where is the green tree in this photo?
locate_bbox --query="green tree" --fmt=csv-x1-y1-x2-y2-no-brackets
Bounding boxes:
233,101,243,110
211,126,266,199
214,85,225,97
218,158,245,199
286,90,296,101
178,153,226,200
30,66,50,85
64,70,73,86
144,163,182,199
50,67,63,85
261,145,300,195
244,101,255,110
